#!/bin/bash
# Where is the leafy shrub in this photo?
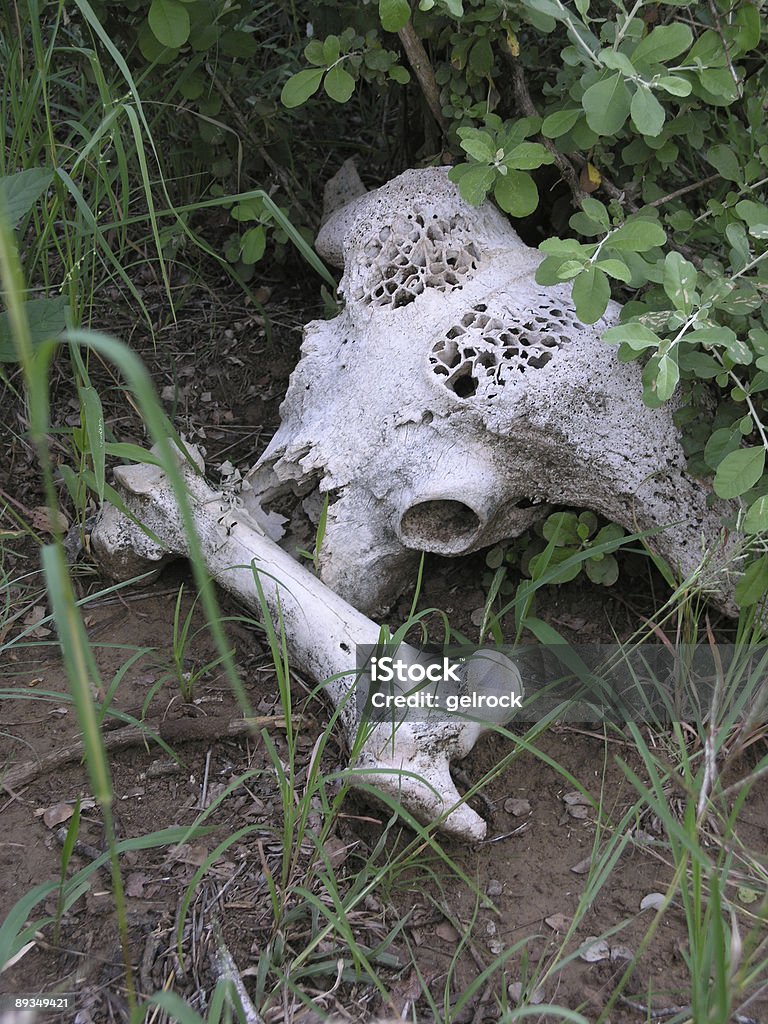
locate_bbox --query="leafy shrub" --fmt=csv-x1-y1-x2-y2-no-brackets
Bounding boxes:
486,510,626,592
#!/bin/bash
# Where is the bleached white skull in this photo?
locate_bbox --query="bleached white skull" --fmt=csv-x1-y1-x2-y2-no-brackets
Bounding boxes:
245,164,736,617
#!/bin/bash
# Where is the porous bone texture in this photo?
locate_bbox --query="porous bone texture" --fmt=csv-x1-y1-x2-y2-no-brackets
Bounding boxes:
244,167,736,617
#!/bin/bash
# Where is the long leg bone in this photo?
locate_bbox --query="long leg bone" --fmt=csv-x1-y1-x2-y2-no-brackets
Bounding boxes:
92,444,520,840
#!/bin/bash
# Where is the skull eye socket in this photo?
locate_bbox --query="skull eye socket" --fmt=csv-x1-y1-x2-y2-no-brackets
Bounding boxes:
399,499,482,554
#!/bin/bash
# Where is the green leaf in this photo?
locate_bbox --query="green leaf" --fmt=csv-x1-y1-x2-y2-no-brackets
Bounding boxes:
379,0,411,32
389,65,411,83
704,428,741,469
528,547,583,584
494,170,538,217
706,144,741,182
572,266,610,324
630,84,666,137
0,167,53,228
595,523,624,545
541,108,582,138
280,68,324,108
486,545,505,569
365,48,393,71
0,296,69,361
582,73,631,136
632,23,693,66
734,554,768,606
602,323,660,350
744,495,768,534
148,0,190,48
663,251,697,313
655,75,692,96
322,34,340,63
733,3,760,53
324,65,356,103
469,37,493,75
504,142,554,170
594,258,631,282
188,22,218,51
736,199,768,236
654,353,679,401
449,163,496,205
220,30,257,57
678,351,721,378
80,386,105,500
713,447,765,499
103,442,164,466
581,197,610,231
598,48,636,75
241,225,267,263
609,218,666,252
543,511,580,545
585,553,619,585
458,129,496,162
304,39,327,66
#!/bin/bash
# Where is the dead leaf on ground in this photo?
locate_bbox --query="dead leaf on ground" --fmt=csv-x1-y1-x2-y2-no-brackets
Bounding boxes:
23,605,51,638
30,505,69,535
39,798,95,828
125,872,150,898
545,912,569,932
169,843,209,866
323,836,353,870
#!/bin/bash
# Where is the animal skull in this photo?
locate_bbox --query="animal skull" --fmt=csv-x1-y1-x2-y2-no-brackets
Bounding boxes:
245,164,738,617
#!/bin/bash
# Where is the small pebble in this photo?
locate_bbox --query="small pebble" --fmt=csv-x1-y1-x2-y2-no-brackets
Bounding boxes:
504,798,531,817
487,879,503,897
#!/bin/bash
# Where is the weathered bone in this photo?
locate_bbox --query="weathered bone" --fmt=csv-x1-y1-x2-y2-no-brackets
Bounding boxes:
92,443,521,841
245,165,738,618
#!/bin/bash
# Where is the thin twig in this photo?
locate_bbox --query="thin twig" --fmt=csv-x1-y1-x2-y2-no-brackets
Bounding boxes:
503,43,586,205
648,173,721,208
1,714,293,793
397,21,448,134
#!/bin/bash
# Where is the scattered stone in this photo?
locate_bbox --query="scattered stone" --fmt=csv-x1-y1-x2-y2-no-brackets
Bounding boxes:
640,892,666,911
487,879,503,897
579,937,611,962
436,922,460,943
508,982,545,1005
563,790,592,806
504,798,531,817
570,856,593,874
566,804,589,820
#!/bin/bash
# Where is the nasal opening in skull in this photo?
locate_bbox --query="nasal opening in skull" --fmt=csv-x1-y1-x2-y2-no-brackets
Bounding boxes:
399,499,482,554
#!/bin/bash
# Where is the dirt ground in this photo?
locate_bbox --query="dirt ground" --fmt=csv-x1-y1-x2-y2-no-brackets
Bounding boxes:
1,269,767,1023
